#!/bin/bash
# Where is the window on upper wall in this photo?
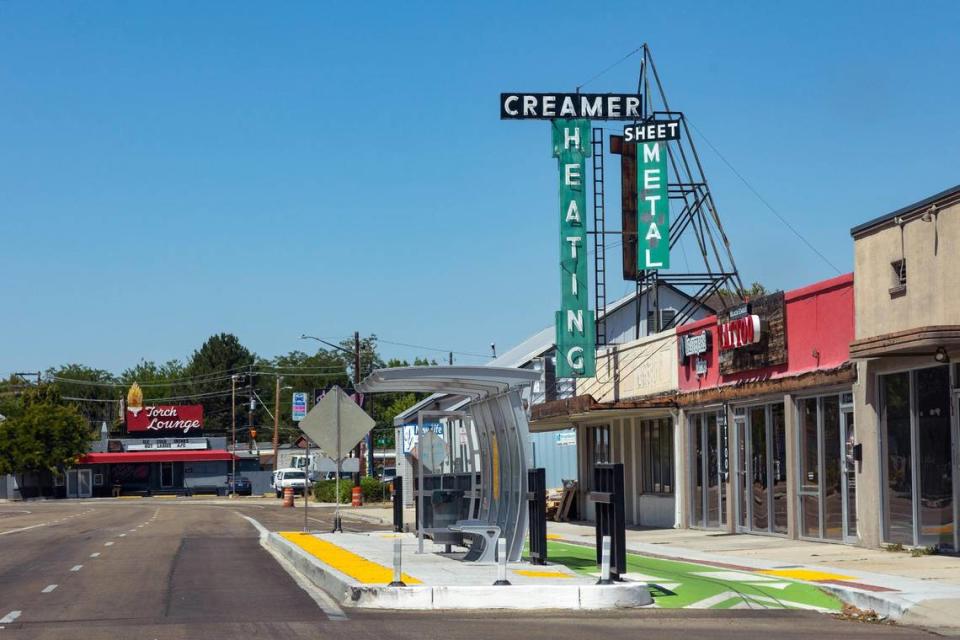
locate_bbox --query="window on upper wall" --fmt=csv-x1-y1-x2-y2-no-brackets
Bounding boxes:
640,418,674,495
661,308,677,330
890,260,907,297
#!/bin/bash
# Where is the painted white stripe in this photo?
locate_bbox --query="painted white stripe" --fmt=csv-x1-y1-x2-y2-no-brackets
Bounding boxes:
70,564,83,572
687,591,743,609
129,529,137,532
118,533,126,537
42,584,58,593
0,523,48,536
746,581,790,590
747,594,830,612
0,611,21,624
90,552,101,558
104,541,114,546
693,570,775,582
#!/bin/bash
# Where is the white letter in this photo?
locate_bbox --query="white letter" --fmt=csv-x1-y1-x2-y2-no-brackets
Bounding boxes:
642,142,661,163
646,194,661,215
643,167,661,190
571,271,578,296
565,199,581,224
564,163,581,186
566,236,581,259
542,95,556,117
523,95,537,117
581,95,602,117
560,96,576,117
645,249,664,268
504,95,519,116
625,96,641,118
563,126,580,151
645,222,662,240
567,309,584,334
624,126,634,143
566,346,585,371
607,96,621,118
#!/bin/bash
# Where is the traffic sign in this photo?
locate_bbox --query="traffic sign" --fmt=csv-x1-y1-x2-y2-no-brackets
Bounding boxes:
297,386,374,459
413,429,447,473
292,392,308,422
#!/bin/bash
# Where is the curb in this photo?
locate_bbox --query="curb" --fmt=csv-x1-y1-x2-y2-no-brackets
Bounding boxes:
265,532,652,610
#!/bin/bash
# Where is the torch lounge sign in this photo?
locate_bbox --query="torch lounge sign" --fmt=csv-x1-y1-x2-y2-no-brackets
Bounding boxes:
125,383,203,435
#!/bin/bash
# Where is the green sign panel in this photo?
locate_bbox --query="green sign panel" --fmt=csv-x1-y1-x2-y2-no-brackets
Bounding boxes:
552,119,596,378
638,141,670,269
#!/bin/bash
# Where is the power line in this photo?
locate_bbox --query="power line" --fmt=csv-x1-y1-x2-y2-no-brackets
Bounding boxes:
686,120,842,274
576,45,644,92
375,338,490,360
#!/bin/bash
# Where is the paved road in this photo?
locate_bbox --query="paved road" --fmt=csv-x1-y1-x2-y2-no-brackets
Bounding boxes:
0,500,934,639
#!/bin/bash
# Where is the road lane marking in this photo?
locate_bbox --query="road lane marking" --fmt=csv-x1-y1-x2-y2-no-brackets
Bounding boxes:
0,611,21,624
129,529,137,532
0,523,49,536
687,591,742,609
42,584,58,593
238,514,347,621
70,565,83,572
104,542,114,546
90,552,101,558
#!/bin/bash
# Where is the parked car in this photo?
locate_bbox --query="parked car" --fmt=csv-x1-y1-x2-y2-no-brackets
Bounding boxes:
272,468,307,498
229,476,252,496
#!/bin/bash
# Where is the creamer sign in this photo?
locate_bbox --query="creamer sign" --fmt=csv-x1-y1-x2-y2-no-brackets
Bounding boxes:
126,405,204,435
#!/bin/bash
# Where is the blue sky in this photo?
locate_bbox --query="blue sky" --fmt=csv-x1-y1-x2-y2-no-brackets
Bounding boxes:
2,1,959,375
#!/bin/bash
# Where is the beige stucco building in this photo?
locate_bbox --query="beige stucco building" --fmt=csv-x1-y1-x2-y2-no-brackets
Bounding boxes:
850,184,960,551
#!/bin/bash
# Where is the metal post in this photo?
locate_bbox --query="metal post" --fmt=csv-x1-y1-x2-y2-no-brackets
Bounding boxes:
388,538,406,587
332,388,343,533
353,331,363,485
273,375,281,474
304,437,309,533
417,412,425,554
392,476,404,532
597,535,612,585
493,538,510,585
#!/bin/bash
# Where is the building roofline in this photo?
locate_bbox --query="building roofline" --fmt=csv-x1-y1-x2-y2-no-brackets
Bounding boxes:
851,184,960,237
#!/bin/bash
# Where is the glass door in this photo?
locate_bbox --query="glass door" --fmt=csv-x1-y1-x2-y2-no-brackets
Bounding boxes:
160,462,174,489
735,403,787,535
690,411,726,529
881,366,956,550
798,393,855,542
841,397,858,543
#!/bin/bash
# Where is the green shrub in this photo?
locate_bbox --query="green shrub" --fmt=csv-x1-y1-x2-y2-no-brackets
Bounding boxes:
311,477,391,504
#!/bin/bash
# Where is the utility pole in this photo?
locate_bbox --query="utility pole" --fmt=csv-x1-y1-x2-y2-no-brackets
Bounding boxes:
272,376,281,473
449,352,453,365
231,374,238,498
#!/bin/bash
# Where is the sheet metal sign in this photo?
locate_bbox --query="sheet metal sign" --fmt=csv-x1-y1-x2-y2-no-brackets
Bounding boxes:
501,93,642,120
552,119,595,378
126,405,203,435
623,119,680,143
639,141,670,269
291,392,308,422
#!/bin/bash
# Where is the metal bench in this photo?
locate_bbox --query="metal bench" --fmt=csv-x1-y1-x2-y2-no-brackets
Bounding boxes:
449,520,501,564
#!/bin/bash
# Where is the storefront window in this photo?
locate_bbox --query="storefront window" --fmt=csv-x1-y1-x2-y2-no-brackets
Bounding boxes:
641,418,673,494
917,366,953,547
882,371,913,545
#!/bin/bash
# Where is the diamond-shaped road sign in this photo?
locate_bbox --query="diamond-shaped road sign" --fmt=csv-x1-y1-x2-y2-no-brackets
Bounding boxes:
412,429,447,473
297,386,374,459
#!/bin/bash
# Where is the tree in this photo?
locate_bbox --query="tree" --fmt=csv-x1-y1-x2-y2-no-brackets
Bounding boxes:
45,364,118,428
0,387,92,494
185,333,255,433
120,359,188,401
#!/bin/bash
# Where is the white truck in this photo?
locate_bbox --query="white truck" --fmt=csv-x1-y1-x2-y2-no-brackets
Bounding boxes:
271,468,307,498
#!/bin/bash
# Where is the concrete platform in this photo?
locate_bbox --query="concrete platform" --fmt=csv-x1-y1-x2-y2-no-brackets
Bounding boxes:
266,530,652,610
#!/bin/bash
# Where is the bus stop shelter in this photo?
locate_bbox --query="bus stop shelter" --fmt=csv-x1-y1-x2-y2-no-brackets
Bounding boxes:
357,366,540,562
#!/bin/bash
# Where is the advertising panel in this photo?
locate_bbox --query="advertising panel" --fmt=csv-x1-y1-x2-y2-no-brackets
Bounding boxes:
639,141,670,269
126,405,204,436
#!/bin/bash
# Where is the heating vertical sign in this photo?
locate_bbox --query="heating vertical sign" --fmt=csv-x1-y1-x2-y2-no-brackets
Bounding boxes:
291,392,308,422
552,119,596,378
639,141,670,269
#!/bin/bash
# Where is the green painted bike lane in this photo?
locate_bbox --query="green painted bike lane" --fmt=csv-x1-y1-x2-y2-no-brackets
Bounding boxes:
544,541,842,611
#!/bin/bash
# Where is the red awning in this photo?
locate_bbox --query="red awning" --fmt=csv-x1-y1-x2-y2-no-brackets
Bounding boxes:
78,450,235,464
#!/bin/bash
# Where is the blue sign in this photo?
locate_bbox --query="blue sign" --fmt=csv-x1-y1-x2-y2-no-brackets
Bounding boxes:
292,392,308,422
399,421,444,454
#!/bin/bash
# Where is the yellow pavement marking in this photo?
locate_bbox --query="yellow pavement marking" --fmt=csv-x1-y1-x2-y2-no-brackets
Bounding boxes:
546,533,563,541
512,569,572,579
279,532,422,585
155,495,178,499
378,533,403,539
757,568,854,582
117,496,143,500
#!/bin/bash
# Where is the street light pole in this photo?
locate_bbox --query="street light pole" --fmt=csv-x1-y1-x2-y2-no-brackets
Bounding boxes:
273,376,281,474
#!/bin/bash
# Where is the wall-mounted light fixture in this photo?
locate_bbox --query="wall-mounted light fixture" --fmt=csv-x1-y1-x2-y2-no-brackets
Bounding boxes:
934,347,950,364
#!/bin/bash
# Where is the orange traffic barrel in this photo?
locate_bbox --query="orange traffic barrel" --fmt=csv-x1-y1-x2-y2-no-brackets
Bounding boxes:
283,486,294,507
351,485,362,507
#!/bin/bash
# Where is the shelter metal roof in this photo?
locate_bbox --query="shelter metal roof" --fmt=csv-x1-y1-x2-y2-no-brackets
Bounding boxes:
357,366,540,398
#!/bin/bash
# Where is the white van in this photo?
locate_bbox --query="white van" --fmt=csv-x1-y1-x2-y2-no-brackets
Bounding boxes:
271,468,307,498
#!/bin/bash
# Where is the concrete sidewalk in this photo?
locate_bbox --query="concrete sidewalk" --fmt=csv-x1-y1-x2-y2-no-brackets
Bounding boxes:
346,506,960,631
547,520,960,634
